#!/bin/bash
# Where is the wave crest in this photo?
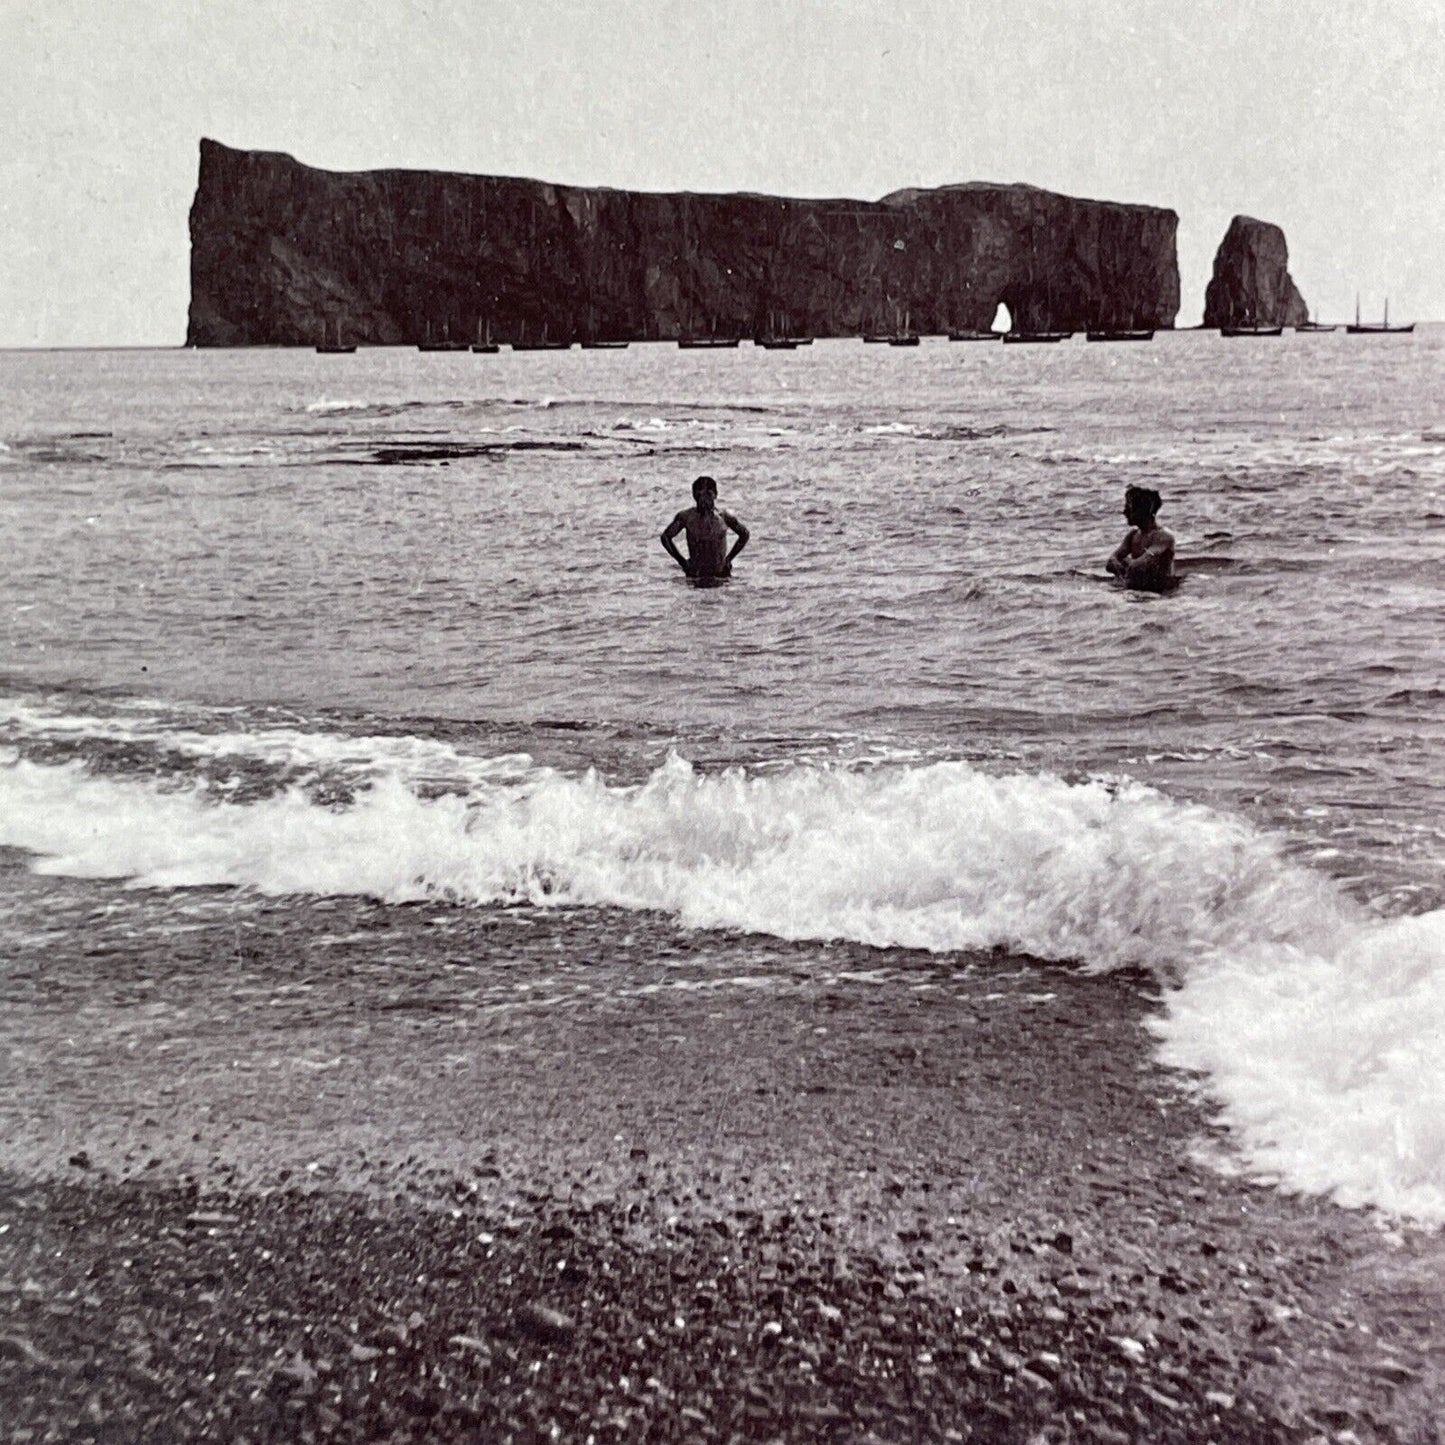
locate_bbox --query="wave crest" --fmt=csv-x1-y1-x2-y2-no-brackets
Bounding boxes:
0,748,1347,967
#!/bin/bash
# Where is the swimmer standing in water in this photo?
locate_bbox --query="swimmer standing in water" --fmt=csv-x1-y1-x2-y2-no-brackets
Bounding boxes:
1107,485,1175,592
661,475,750,583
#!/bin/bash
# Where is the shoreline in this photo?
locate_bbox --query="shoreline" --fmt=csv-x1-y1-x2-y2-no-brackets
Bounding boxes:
3,883,1444,1439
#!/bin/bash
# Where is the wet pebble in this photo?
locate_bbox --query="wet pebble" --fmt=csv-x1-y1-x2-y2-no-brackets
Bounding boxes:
514,1302,576,1344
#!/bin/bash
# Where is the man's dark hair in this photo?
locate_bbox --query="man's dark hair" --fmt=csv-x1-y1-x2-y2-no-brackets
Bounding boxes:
692,475,717,501
1125,485,1162,520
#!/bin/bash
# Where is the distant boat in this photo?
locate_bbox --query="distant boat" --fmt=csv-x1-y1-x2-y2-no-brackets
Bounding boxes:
1294,313,1336,333
471,320,499,354
870,304,918,346
947,329,1000,342
1220,323,1283,337
418,321,469,352
755,307,806,348
315,320,355,354
1085,329,1154,342
678,336,741,349
1006,237,1072,344
512,322,572,351
1346,296,1414,334
888,307,919,345
578,306,627,348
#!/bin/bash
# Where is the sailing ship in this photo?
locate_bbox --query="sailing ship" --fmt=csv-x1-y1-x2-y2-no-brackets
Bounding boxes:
1294,311,1336,334
579,305,629,348
1005,237,1073,342
755,308,803,349
315,320,355,353
946,280,998,339
886,306,919,346
862,301,918,345
676,298,739,347
1085,286,1153,341
512,320,573,351
860,280,892,340
678,316,741,348
1220,305,1282,337
1346,296,1414,334
418,321,469,352
471,319,499,354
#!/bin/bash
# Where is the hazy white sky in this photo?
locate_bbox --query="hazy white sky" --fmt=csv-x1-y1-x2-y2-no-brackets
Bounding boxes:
3,0,1442,345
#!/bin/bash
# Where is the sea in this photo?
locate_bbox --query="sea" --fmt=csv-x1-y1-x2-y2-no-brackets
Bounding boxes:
2,331,1443,1220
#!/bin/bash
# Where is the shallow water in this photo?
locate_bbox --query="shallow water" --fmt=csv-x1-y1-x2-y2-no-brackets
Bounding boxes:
1,331,1443,1217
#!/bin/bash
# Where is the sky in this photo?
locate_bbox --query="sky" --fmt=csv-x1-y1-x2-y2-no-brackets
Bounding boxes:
3,0,1442,346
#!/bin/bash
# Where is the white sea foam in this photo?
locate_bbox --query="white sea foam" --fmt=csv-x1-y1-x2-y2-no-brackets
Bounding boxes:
0,697,530,789
1158,912,1445,1221
304,398,371,414
0,741,1441,1221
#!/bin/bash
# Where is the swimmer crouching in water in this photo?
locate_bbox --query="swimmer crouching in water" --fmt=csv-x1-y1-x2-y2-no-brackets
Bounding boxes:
1107,485,1175,592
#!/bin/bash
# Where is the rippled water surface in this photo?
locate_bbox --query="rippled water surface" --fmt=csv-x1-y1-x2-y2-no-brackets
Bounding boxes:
4,335,1443,899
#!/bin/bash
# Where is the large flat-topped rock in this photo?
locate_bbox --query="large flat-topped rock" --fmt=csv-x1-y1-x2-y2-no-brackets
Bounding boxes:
186,140,1181,346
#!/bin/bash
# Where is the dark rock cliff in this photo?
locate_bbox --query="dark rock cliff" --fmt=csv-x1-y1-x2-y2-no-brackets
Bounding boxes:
186,139,1181,346
1203,215,1309,329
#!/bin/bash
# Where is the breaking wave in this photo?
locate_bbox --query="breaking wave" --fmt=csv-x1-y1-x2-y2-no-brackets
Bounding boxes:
0,717,1442,1222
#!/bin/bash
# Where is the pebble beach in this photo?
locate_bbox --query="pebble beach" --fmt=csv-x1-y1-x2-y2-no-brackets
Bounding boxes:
3,883,1443,1441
